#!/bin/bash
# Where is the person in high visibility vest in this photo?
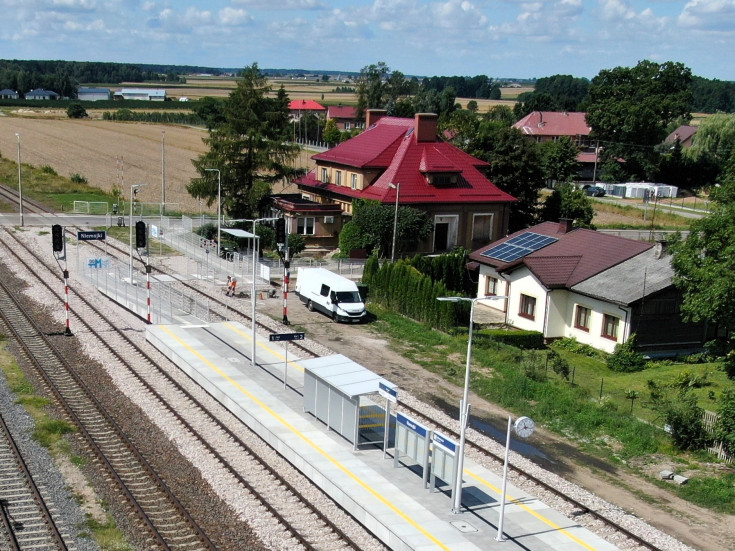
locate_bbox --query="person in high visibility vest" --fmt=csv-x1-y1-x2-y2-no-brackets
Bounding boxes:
226,275,237,296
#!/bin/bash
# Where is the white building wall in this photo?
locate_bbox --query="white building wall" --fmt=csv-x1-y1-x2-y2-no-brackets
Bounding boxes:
564,292,631,354
477,264,632,354
504,270,547,333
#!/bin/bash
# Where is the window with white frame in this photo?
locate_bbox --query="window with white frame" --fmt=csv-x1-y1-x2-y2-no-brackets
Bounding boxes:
321,168,329,183
575,305,591,331
485,276,499,296
351,173,358,190
297,217,315,235
335,171,342,186
519,294,536,320
602,314,619,340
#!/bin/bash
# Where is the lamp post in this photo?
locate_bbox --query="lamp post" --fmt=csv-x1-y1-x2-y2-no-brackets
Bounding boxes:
388,182,400,262
15,133,23,227
437,294,508,514
129,183,146,282
247,217,279,366
204,168,221,257
161,131,166,215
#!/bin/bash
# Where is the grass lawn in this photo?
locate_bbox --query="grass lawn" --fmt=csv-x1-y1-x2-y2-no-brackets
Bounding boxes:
367,306,735,512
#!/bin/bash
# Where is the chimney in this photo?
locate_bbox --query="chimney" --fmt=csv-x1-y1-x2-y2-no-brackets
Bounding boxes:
557,218,573,234
366,109,387,128
414,113,438,142
654,240,669,259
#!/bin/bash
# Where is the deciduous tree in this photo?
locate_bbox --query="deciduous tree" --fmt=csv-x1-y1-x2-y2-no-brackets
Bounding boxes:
584,60,692,181
670,150,735,330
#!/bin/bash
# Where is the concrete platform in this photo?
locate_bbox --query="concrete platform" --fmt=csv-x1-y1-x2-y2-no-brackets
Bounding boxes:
147,321,619,551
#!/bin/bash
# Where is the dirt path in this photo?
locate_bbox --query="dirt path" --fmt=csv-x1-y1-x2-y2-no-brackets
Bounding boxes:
256,293,732,551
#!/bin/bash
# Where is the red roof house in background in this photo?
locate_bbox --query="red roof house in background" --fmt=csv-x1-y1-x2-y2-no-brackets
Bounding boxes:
513,111,598,182
287,109,516,254
513,111,592,145
326,104,360,131
288,99,326,122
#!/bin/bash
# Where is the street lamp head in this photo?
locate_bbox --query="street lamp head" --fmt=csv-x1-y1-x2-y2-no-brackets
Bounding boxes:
437,295,508,303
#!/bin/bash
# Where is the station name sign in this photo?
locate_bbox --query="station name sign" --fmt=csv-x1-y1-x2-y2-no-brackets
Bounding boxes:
269,332,305,342
77,231,106,241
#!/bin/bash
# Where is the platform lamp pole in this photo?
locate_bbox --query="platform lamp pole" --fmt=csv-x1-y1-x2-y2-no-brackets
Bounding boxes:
249,217,279,367
204,168,221,257
437,295,508,514
15,133,23,227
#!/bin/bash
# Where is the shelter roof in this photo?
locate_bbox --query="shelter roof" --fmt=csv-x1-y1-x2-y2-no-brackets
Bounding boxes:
299,354,396,399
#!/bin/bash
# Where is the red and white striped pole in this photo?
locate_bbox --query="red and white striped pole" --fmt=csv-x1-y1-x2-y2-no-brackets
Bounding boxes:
146,263,152,324
63,269,73,336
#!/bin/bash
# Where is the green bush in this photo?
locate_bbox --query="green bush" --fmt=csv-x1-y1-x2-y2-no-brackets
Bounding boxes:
70,173,88,184
40,165,58,175
474,329,545,349
551,337,601,358
607,334,647,372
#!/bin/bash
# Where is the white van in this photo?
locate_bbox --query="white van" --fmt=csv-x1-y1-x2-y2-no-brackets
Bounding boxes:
295,267,366,323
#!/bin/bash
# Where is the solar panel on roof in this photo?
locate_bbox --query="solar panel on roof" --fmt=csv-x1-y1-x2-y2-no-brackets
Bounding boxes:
481,232,558,262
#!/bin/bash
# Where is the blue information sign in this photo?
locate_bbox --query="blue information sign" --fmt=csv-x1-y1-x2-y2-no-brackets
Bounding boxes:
77,231,106,241
397,412,428,438
378,381,397,403
432,431,457,454
269,332,305,342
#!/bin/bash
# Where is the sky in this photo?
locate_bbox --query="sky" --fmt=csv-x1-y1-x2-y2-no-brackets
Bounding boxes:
1,0,734,81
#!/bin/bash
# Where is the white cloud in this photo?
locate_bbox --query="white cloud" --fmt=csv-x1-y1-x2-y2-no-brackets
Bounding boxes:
232,0,328,9
679,0,735,31
219,7,252,25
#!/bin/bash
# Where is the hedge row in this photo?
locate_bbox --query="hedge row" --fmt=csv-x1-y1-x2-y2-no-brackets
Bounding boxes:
363,258,461,331
474,329,545,349
102,109,204,125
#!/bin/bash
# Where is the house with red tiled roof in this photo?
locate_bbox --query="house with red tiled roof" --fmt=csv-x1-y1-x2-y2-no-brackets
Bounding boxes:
326,104,361,131
513,111,598,182
289,99,326,122
288,110,516,253
468,220,713,355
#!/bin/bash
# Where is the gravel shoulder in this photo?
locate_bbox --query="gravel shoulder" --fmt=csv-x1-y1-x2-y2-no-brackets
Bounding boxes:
255,290,733,551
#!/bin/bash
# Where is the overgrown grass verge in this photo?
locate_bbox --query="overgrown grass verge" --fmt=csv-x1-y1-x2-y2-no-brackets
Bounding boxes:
366,306,734,512
0,336,129,549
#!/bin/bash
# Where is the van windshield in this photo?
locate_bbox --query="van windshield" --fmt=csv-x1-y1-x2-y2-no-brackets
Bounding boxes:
334,291,362,303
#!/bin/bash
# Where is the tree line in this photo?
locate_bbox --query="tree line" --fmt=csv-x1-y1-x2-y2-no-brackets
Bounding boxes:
0,59,190,97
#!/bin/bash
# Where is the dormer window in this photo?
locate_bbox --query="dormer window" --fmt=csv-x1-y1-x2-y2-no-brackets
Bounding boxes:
321,168,329,183
430,173,458,187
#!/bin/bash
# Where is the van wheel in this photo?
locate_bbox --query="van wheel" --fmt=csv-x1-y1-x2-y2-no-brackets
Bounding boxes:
307,300,314,311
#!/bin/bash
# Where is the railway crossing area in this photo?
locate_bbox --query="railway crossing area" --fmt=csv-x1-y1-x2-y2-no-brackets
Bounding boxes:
147,320,619,551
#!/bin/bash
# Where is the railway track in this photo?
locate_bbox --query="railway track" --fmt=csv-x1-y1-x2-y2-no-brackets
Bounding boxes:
0,262,216,551
0,408,71,551
1,227,377,550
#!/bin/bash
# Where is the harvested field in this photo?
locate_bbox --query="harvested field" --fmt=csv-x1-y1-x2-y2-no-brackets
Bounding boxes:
0,112,313,213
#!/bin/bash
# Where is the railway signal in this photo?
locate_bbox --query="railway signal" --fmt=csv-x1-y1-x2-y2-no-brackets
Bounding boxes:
275,217,286,245
52,224,64,252
135,220,147,249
